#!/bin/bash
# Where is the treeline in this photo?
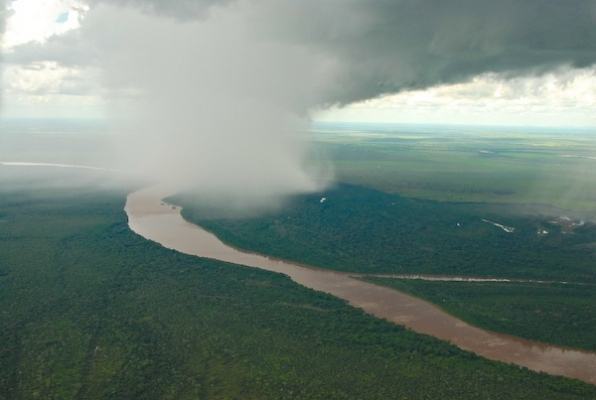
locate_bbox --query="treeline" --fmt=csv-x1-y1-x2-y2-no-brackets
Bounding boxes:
1,183,595,398
176,184,596,283
368,278,596,352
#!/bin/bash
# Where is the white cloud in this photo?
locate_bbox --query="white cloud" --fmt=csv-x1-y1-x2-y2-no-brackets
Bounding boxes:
317,67,596,127
6,61,69,93
2,61,104,118
3,0,87,49
4,61,99,94
1,0,98,117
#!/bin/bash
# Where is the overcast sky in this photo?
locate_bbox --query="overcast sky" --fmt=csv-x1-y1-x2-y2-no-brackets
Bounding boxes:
2,0,596,127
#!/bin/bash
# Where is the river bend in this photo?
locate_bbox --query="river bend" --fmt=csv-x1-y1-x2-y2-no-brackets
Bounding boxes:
126,185,596,385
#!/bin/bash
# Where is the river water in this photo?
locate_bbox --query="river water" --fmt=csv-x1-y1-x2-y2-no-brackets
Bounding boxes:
126,185,596,385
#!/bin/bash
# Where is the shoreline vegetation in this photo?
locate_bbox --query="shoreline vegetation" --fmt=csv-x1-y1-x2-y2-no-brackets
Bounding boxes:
131,185,596,384
365,278,596,352
174,184,596,282
1,177,596,398
173,183,596,354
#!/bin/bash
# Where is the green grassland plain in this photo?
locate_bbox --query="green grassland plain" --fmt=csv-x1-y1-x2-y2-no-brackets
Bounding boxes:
313,123,596,216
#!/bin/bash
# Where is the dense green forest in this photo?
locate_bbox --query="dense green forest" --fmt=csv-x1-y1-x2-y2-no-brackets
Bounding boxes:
367,278,596,351
174,183,596,354
1,178,595,399
175,184,596,282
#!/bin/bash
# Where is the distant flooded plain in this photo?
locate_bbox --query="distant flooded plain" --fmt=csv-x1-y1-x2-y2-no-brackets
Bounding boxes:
126,185,596,385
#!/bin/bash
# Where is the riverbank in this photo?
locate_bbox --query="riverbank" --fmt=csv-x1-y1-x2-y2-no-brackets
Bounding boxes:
3,178,594,398
126,185,596,385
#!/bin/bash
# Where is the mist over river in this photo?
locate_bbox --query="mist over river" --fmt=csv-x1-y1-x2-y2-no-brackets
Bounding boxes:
126,185,596,385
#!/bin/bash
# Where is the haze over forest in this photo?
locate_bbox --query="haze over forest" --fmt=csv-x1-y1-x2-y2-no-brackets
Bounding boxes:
1,3,596,398
2,0,596,202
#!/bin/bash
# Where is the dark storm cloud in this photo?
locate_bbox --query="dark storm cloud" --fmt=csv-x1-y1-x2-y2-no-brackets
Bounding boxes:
5,0,595,202
0,0,5,32
261,0,596,105
88,0,228,18
1,0,6,110
86,0,596,105
7,0,596,107
85,0,596,199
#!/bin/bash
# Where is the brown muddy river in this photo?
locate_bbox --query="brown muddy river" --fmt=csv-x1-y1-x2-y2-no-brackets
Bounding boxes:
126,185,596,385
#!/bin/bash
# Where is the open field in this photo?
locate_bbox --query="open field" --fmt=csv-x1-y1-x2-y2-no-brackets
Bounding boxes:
313,123,596,217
